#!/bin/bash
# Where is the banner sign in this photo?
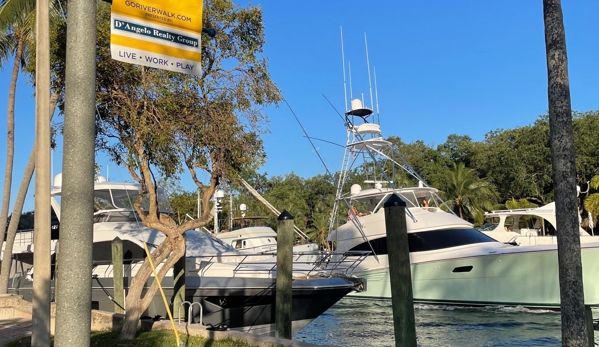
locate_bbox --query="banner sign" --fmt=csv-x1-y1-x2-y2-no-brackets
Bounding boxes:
110,0,203,75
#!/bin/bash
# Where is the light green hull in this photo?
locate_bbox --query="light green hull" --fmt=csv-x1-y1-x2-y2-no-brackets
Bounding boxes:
349,247,599,308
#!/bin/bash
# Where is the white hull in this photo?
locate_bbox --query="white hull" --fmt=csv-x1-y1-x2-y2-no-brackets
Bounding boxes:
346,242,599,308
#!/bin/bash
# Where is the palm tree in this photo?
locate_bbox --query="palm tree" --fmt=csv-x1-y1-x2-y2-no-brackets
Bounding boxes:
0,0,63,294
436,162,497,224
0,0,36,252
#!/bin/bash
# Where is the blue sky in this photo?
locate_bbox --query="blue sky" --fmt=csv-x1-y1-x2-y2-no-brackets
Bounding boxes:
1,1,599,212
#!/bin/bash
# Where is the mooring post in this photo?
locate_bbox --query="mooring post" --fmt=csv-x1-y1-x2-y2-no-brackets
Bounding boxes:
276,210,294,339
172,233,186,322
586,305,594,347
384,194,417,347
111,237,125,314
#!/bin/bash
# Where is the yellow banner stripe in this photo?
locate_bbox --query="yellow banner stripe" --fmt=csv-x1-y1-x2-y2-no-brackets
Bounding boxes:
111,8,201,33
111,34,201,61
112,0,202,33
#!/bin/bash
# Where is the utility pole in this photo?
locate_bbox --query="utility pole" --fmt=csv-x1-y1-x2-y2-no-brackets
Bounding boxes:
31,0,51,343
54,0,97,345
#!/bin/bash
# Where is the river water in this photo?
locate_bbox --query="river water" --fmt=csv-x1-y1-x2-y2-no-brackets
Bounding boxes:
294,299,598,346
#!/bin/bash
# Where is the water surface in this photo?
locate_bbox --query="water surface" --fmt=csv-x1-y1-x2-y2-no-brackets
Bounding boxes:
295,299,595,346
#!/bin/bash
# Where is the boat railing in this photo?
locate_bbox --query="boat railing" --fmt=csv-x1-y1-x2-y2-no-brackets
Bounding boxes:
486,208,535,214
315,250,371,275
12,229,35,247
187,250,370,278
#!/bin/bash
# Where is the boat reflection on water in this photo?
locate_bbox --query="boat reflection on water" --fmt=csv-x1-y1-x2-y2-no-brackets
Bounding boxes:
295,298,598,346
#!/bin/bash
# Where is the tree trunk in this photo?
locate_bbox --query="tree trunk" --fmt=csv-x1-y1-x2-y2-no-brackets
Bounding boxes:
119,236,184,340
543,1,588,346
0,36,23,249
0,93,59,294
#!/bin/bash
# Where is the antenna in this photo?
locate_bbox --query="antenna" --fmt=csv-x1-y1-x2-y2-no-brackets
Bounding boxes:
340,27,348,113
348,61,353,101
283,98,333,176
374,66,380,124
365,33,374,111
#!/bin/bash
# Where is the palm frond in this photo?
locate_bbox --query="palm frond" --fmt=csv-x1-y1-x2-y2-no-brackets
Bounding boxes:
0,0,36,31
0,31,16,67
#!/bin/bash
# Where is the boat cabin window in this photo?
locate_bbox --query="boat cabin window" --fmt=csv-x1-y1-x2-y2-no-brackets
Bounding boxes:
478,216,499,231
504,217,514,231
348,228,496,254
544,220,557,236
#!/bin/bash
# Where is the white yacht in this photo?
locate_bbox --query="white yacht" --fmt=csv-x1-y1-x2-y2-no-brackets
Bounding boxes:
326,98,599,308
478,202,599,246
215,215,319,255
2,174,363,336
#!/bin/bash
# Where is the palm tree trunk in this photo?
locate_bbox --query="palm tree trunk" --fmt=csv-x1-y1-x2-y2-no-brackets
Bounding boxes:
0,36,23,250
543,0,588,345
0,93,59,294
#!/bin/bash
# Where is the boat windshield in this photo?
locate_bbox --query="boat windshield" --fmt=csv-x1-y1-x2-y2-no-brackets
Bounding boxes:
348,228,497,254
93,188,171,213
477,222,499,231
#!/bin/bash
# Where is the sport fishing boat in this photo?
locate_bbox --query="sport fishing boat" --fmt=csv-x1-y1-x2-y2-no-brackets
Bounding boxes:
2,174,365,336
478,202,599,246
326,98,599,308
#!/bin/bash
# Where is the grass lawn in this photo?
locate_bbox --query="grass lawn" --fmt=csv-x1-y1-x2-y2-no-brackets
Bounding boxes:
5,330,259,347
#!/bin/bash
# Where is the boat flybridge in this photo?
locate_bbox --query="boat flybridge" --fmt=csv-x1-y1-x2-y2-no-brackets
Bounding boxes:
215,215,319,256
2,173,364,336
212,197,320,256
326,98,599,308
478,202,599,246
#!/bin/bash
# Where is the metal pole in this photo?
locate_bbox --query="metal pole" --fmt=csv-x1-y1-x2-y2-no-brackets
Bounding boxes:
275,210,294,339
31,0,51,343
54,0,97,344
214,203,219,233
197,190,200,219
384,194,417,347
229,194,233,230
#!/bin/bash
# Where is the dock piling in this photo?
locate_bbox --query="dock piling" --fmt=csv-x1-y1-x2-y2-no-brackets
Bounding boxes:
384,194,417,347
111,237,125,314
276,210,294,339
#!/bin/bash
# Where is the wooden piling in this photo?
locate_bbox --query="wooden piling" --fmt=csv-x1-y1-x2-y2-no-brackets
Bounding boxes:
384,194,417,347
111,237,125,314
172,233,186,321
586,305,594,347
275,210,294,339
